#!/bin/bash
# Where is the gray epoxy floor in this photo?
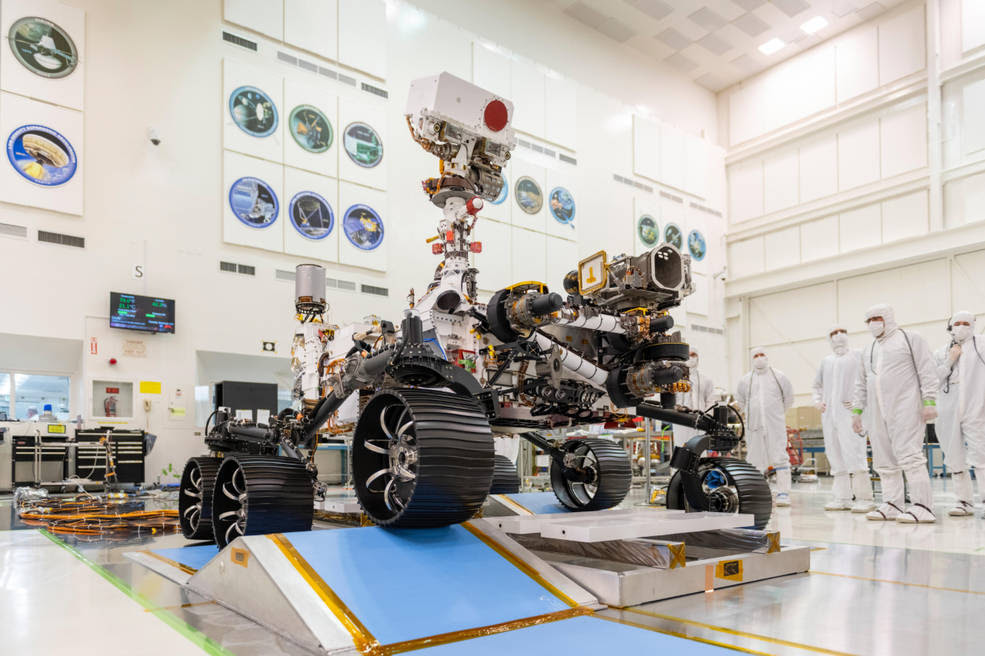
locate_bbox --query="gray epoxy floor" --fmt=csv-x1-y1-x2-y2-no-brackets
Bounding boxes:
2,478,984,655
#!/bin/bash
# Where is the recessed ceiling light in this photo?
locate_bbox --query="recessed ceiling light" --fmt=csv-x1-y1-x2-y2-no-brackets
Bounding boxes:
758,37,785,55
800,16,829,34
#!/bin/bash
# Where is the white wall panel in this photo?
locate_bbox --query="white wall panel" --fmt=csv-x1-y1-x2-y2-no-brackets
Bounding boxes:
798,134,838,202
728,237,764,278
728,82,763,146
685,136,711,200
881,190,928,242
727,159,763,223
633,115,660,181
763,148,799,214
660,124,686,191
686,272,710,316
339,0,386,78
835,25,878,102
763,226,800,271
952,249,985,312
544,75,576,147
878,4,925,85
284,0,338,61
338,97,387,190
961,78,985,157
880,101,927,178
837,259,948,327
224,0,283,39
800,216,839,262
837,119,880,190
750,282,836,345
473,219,511,292
510,59,545,137
472,43,511,99
946,172,985,226
545,236,578,290
838,203,881,252
661,194,686,237
511,227,546,283
962,0,985,53
790,43,836,123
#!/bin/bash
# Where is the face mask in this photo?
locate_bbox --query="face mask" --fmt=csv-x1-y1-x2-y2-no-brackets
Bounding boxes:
831,333,849,348
868,321,885,338
952,325,973,342
753,356,768,370
686,357,698,369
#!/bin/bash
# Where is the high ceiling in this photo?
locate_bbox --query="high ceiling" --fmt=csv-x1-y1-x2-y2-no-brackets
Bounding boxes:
549,0,908,92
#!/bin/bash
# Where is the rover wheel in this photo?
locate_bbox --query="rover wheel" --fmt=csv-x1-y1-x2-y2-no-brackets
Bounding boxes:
550,437,631,511
666,457,772,529
352,388,494,527
489,455,521,494
211,455,314,548
178,457,220,540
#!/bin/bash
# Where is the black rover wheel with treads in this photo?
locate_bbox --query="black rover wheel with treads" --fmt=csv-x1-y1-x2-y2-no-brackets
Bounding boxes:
352,387,495,527
665,456,772,529
178,457,220,540
489,454,521,494
210,454,314,548
550,437,632,511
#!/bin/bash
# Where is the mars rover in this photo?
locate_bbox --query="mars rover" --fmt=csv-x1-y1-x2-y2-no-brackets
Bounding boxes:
179,73,771,547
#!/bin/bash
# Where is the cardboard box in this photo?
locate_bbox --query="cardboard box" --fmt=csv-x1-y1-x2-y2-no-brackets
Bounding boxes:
786,405,822,430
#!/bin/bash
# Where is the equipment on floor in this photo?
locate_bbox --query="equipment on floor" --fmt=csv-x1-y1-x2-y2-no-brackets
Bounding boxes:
74,427,148,486
1,420,71,491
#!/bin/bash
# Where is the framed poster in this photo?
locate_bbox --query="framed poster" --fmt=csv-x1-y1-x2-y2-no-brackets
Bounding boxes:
0,0,85,109
284,75,337,178
223,58,284,164
0,92,83,214
222,150,284,252
509,158,545,233
544,167,576,240
338,97,386,190
339,181,387,270
283,166,339,262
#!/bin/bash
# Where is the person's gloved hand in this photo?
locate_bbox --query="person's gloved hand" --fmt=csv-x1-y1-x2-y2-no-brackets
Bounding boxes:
815,402,826,412
922,405,938,422
949,344,962,363
852,415,863,434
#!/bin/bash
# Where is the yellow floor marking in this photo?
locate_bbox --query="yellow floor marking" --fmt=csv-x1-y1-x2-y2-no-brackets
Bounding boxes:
811,570,985,596
594,613,774,655
268,533,381,655
462,521,579,607
619,607,857,655
141,550,198,576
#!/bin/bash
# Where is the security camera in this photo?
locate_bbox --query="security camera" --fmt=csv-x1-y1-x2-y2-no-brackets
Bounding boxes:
148,128,161,146
713,266,728,281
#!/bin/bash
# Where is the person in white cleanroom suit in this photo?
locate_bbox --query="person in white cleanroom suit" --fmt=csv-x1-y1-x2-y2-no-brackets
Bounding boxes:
813,326,876,512
934,310,985,517
852,304,939,523
673,347,717,448
736,347,795,507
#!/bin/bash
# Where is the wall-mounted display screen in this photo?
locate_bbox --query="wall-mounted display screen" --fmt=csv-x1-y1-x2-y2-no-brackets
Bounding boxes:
109,292,175,334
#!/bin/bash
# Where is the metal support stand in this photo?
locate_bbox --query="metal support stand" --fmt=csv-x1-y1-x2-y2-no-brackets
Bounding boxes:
643,418,652,505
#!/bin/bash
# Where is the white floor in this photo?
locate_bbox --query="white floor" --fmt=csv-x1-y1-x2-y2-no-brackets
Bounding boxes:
1,477,984,655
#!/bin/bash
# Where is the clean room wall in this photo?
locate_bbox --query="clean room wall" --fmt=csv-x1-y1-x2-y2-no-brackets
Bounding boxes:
721,0,985,403
0,0,723,477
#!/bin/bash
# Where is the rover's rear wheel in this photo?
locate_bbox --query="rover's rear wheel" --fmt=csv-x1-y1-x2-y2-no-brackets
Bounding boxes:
666,457,772,529
489,454,521,494
550,437,631,511
178,457,220,540
352,388,494,527
211,455,314,548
